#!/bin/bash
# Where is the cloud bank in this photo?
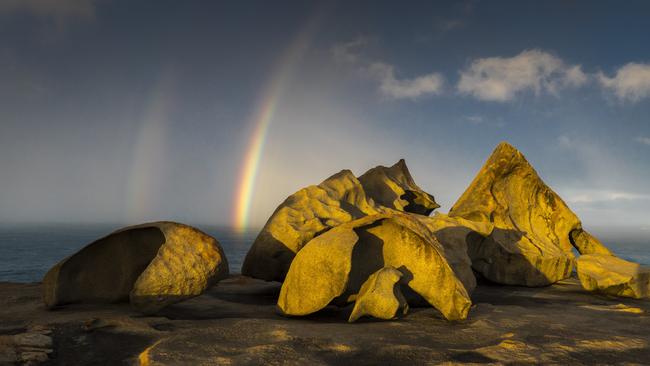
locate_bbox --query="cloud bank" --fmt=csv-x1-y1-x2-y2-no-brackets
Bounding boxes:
457,49,587,102
332,38,444,100
598,63,650,103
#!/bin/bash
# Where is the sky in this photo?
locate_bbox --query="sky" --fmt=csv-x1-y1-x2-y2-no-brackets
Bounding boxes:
1,0,650,233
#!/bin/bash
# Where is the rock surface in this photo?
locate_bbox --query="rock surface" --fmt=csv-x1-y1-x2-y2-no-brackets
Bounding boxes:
449,142,593,286
348,266,408,322
278,213,472,321
2,277,650,365
42,222,229,314
577,254,650,298
358,159,439,215
241,170,379,282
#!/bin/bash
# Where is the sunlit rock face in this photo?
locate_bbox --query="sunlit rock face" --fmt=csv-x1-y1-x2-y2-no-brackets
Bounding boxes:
42,222,229,314
577,254,650,299
348,266,408,322
241,170,380,282
449,142,586,286
359,159,439,216
416,213,494,295
277,213,472,321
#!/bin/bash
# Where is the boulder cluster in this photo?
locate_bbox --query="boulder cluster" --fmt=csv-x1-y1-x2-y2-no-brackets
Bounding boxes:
42,142,650,322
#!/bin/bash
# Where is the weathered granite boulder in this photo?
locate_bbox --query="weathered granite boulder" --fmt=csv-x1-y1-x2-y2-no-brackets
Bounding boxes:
348,266,408,322
449,142,604,286
278,213,472,321
576,254,650,299
241,170,380,282
42,222,229,314
570,229,613,256
359,159,439,216
416,213,494,294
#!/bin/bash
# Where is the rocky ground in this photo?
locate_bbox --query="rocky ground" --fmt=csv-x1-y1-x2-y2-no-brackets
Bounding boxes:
2,275,650,365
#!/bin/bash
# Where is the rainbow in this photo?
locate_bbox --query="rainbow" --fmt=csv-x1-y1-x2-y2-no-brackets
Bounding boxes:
232,15,322,232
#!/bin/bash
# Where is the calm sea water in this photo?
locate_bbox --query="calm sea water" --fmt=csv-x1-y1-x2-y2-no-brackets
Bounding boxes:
0,223,648,283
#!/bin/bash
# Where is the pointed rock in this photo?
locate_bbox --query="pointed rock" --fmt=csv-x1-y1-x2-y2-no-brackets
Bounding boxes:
241,170,380,282
577,254,650,299
42,222,229,314
449,142,608,286
277,213,472,321
359,159,439,216
348,266,408,322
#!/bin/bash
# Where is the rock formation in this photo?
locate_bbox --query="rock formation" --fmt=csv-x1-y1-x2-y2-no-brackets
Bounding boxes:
417,213,494,294
242,160,440,283
42,222,229,314
576,254,650,298
358,159,439,215
241,170,379,282
348,266,408,322
278,213,472,321
449,142,605,286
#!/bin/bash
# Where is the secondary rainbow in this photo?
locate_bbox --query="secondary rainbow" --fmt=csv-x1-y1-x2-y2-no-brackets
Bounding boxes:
232,17,321,232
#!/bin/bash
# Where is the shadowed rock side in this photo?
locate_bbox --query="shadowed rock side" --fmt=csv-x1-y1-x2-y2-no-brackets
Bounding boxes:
348,266,408,322
449,142,604,286
416,213,494,295
42,222,229,314
278,213,472,321
241,170,380,282
576,254,650,299
359,159,439,216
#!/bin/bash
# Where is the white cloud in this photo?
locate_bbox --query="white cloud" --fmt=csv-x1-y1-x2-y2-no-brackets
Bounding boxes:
564,190,650,204
636,136,650,145
368,62,444,99
0,0,95,24
598,63,650,103
458,49,587,102
463,115,484,124
331,39,444,100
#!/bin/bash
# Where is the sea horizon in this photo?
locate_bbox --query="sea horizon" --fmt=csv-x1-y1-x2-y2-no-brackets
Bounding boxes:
1,221,647,283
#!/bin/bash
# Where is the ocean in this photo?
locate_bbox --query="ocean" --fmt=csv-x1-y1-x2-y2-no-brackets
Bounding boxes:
0,223,648,283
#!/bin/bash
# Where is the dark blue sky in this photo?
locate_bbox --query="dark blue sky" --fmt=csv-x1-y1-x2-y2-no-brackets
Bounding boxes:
1,0,649,231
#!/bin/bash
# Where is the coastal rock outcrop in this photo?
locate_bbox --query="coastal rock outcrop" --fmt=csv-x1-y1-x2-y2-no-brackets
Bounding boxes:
449,142,593,286
417,213,494,294
241,170,379,282
359,159,439,215
348,266,408,322
42,222,229,313
278,213,472,321
576,254,650,299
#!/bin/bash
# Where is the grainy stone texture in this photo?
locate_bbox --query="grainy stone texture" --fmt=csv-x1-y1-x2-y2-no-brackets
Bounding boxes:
450,142,591,286
3,277,650,365
358,159,439,215
278,213,472,321
42,222,229,314
241,170,380,282
577,254,650,299
348,266,408,322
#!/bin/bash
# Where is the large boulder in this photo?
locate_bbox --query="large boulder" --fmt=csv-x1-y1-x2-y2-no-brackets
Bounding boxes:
348,266,408,322
416,213,493,294
277,213,472,321
359,159,439,215
448,142,612,286
576,254,650,299
42,222,229,313
241,170,380,282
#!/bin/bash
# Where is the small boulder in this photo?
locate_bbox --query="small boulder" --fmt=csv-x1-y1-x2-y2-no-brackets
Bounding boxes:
449,142,602,286
241,170,380,282
42,222,229,314
576,254,650,299
359,159,439,216
348,266,408,322
278,213,472,321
